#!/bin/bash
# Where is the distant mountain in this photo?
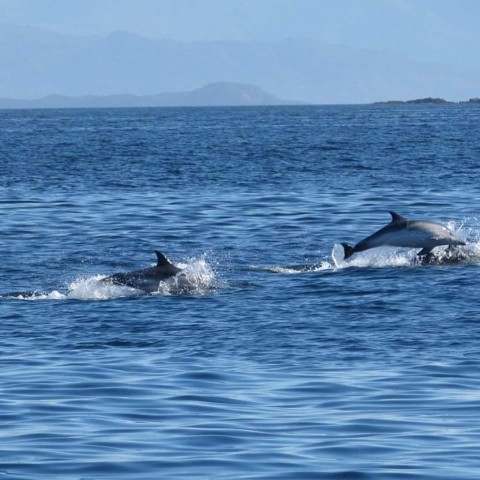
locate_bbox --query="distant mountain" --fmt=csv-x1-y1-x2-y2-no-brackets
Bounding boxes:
155,82,297,106
1,24,480,103
0,82,297,109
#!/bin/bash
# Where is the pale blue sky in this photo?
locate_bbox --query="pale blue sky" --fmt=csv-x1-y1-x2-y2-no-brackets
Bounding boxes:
1,0,479,101
0,0,479,66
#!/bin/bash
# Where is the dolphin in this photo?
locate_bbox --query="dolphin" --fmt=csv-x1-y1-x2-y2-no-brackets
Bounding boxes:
102,250,183,293
341,211,466,260
0,251,183,299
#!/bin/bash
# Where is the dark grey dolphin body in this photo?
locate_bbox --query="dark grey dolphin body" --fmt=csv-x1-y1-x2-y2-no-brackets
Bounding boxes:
341,212,466,260
1,251,183,298
102,250,182,293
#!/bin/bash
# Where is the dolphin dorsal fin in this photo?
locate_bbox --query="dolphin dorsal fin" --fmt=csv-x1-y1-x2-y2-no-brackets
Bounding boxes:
155,250,174,267
389,211,407,223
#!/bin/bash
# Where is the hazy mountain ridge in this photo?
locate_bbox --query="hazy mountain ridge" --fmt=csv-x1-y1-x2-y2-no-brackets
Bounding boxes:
0,82,297,109
1,24,480,103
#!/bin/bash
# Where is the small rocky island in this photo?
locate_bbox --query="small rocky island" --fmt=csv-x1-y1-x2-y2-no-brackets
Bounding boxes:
374,97,480,105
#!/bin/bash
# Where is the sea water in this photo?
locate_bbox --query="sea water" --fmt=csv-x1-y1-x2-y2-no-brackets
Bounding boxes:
1,105,480,479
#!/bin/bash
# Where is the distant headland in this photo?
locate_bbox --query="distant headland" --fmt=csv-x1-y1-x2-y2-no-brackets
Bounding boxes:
374,97,480,105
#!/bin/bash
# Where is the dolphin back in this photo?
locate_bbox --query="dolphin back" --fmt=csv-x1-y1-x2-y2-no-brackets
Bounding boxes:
102,251,182,293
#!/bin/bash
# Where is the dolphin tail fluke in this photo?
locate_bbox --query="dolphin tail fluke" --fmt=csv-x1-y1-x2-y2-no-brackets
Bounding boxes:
341,243,355,260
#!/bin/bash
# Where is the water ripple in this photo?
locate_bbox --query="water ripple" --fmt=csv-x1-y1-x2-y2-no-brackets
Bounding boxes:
2,106,480,479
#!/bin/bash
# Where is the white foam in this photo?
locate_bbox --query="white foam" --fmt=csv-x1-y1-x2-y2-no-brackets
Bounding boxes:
332,243,415,269
66,275,142,301
7,290,67,301
250,262,334,274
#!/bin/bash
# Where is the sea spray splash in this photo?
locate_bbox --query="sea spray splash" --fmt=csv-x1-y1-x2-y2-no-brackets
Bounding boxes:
155,256,218,295
67,275,142,301
332,243,414,269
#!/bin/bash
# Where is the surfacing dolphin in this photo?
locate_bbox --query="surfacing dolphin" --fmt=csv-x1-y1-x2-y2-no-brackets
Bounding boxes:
0,250,183,299
341,211,466,261
102,250,183,293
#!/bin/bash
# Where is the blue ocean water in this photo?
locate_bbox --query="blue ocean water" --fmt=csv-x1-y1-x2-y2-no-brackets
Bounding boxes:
1,105,480,479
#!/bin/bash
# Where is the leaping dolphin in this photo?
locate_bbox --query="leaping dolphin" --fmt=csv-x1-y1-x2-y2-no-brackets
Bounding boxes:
341,211,466,260
102,250,183,293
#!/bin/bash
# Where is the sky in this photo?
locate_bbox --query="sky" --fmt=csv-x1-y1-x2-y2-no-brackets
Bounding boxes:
1,0,480,102
0,0,479,67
